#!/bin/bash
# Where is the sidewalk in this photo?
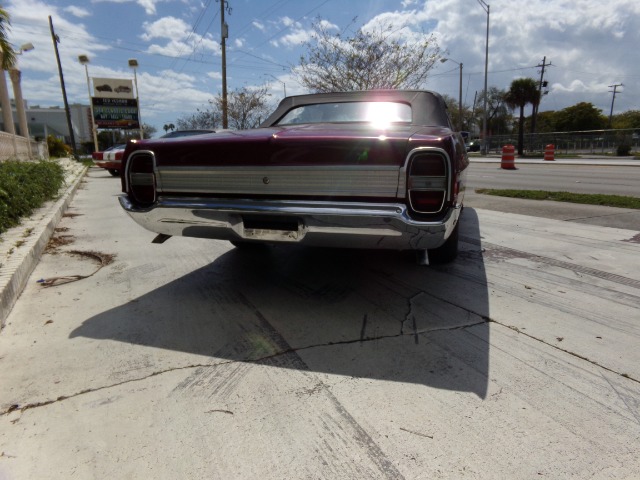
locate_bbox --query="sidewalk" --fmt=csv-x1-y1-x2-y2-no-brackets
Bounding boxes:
469,154,640,167
0,159,87,327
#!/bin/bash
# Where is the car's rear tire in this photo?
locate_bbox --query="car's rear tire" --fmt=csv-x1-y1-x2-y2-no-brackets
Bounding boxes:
427,221,459,264
108,169,119,177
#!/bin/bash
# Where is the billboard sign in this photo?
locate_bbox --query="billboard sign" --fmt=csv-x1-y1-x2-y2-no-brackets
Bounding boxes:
92,97,140,129
92,77,135,99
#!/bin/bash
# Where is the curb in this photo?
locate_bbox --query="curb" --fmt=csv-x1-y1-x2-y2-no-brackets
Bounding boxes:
0,162,88,328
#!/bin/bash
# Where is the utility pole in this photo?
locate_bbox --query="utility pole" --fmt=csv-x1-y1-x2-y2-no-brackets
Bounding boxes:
531,56,551,134
477,0,489,154
49,15,78,158
219,0,231,129
608,83,623,128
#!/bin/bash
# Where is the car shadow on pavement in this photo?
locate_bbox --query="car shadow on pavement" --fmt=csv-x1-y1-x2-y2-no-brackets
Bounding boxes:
70,208,490,398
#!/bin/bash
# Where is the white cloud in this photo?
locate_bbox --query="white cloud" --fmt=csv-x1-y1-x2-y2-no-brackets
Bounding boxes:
141,17,191,41
91,0,162,16
64,5,91,18
275,28,313,47
141,16,220,57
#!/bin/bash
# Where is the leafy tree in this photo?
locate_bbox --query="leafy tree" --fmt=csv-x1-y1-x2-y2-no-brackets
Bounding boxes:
295,17,441,92
504,78,540,155
529,110,556,133
611,110,640,130
554,102,606,132
142,124,156,139
441,94,473,132
476,87,510,136
0,7,15,69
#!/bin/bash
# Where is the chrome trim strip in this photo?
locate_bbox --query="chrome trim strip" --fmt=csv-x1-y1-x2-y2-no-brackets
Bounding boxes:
156,165,402,198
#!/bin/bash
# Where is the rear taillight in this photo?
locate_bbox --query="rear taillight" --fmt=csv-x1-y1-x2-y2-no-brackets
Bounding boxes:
128,153,156,205
407,151,448,214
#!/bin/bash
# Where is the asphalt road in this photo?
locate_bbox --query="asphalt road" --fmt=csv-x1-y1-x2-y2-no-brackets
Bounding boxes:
466,162,640,231
1,167,639,478
467,162,640,197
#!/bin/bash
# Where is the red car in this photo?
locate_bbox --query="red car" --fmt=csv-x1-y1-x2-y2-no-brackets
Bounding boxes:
92,144,126,176
119,90,468,265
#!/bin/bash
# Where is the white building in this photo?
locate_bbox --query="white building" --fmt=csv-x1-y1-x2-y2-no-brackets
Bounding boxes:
1,100,93,147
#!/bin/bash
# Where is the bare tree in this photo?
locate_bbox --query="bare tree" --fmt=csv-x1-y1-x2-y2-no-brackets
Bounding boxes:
295,18,442,93
176,109,220,131
212,86,272,130
175,86,271,131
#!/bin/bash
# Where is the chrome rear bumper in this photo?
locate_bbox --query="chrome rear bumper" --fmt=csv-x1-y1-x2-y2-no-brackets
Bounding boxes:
118,195,460,250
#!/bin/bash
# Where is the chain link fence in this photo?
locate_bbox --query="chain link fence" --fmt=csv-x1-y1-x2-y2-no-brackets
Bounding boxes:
484,129,640,156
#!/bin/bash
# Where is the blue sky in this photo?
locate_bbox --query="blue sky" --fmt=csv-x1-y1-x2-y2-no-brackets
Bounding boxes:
6,0,640,136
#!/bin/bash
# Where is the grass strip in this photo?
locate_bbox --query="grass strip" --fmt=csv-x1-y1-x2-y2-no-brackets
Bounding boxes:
475,189,640,210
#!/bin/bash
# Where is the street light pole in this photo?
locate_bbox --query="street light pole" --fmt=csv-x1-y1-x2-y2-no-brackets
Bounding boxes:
128,58,144,139
477,0,490,154
78,55,99,152
440,58,463,131
265,74,286,98
219,0,230,129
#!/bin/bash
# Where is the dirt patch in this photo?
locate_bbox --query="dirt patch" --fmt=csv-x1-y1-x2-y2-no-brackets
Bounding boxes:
45,235,75,253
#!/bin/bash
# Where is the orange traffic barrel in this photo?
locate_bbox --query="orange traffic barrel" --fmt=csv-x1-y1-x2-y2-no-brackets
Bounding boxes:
544,144,555,161
501,144,516,169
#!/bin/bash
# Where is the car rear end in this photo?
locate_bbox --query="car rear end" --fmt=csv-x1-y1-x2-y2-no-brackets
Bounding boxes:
120,128,465,251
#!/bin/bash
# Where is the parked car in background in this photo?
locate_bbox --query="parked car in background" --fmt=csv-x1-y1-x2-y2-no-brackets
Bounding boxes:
159,129,216,138
92,144,126,176
466,139,483,152
119,90,468,265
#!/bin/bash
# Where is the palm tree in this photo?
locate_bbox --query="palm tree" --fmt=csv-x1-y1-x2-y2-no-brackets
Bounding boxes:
0,7,16,69
504,78,540,155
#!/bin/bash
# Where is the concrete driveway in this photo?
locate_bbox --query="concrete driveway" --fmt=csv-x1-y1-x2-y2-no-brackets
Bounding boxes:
0,168,639,479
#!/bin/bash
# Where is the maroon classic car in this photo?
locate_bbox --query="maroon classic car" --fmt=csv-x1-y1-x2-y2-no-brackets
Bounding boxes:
119,90,468,264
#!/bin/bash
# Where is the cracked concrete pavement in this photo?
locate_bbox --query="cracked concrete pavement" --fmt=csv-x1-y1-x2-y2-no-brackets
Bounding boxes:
0,167,639,478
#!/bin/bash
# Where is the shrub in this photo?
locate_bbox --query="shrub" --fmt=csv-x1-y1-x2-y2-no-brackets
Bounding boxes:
47,135,72,158
616,144,632,156
0,160,65,235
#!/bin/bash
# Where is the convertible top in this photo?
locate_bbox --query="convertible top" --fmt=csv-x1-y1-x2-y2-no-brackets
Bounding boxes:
260,90,453,129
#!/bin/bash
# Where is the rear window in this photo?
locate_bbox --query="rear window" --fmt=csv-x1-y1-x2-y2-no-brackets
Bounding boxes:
276,101,412,126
